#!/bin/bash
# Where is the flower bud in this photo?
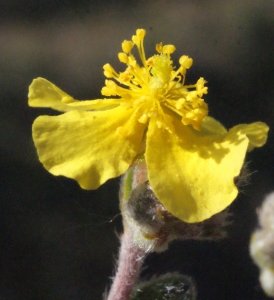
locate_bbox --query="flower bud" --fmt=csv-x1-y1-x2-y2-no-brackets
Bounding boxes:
250,191,274,297
260,268,274,297
120,164,230,252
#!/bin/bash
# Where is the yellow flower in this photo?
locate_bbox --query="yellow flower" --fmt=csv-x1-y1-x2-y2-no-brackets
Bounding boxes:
28,29,268,223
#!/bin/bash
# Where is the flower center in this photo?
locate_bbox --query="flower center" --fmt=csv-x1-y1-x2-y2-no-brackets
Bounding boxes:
101,29,208,130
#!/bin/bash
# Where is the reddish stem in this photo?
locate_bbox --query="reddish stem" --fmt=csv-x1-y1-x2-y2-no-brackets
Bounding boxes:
107,231,146,300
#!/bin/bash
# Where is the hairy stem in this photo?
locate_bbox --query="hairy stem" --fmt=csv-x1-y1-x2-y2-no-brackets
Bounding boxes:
107,230,146,300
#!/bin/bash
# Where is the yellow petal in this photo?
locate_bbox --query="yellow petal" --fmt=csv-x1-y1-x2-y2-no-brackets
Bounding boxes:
200,116,227,135
146,116,249,223
32,106,146,189
28,77,120,111
230,122,269,151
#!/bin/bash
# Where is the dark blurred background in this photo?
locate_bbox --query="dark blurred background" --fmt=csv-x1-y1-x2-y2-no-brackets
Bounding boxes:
0,1,273,299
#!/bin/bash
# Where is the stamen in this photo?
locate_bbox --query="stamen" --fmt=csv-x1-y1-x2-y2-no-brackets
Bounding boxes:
156,43,163,53
118,53,128,64
162,44,176,55
132,29,148,70
179,55,193,69
122,40,134,53
103,64,119,78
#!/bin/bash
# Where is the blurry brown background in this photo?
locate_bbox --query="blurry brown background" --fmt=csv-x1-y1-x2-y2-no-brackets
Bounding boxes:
0,1,274,299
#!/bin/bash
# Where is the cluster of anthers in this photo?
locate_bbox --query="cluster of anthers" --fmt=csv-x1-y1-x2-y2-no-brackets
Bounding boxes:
102,29,208,130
